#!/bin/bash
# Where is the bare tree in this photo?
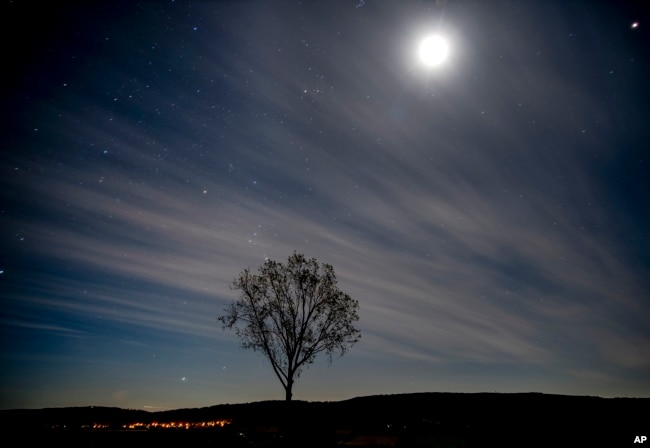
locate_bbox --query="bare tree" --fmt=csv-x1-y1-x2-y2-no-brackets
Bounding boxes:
219,252,361,401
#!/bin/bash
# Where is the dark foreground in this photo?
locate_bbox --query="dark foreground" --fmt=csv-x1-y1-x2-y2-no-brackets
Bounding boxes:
2,393,648,447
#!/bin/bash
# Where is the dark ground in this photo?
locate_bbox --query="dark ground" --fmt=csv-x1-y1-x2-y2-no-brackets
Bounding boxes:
2,393,647,447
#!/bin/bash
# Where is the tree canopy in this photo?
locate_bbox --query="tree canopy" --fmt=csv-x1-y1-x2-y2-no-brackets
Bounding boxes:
219,252,361,401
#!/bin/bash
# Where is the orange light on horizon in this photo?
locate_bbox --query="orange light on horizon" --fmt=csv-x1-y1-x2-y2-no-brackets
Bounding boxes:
121,419,232,430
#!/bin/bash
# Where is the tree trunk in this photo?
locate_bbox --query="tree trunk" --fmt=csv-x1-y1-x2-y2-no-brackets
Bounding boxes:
285,378,293,401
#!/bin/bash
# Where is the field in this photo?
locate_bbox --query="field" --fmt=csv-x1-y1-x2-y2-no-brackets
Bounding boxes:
2,393,647,447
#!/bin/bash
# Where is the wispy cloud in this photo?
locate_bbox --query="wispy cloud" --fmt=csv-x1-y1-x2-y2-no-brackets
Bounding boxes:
2,0,648,407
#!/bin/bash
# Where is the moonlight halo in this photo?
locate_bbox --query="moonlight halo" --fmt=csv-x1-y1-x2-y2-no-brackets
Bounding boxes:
418,35,449,67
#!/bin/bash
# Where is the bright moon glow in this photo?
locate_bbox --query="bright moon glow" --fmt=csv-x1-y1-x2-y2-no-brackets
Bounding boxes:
419,35,449,66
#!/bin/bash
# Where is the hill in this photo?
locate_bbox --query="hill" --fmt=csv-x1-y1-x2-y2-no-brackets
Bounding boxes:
1,392,647,447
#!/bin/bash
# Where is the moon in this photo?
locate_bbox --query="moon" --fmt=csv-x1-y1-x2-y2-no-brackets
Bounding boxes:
418,35,449,67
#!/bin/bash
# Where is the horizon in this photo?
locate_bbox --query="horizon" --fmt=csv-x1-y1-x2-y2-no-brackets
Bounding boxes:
5,389,649,412
2,0,649,411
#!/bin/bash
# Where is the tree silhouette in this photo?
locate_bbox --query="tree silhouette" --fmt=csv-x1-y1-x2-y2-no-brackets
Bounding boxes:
219,252,361,401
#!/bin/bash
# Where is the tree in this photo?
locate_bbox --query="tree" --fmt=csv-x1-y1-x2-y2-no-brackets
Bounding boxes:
218,252,361,401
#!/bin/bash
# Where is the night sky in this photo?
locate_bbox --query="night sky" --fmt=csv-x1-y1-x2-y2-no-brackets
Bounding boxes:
2,0,649,411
